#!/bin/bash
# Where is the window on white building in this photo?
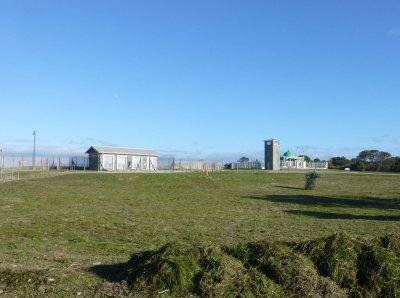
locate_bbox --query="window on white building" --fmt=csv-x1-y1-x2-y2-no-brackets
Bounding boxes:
103,155,114,170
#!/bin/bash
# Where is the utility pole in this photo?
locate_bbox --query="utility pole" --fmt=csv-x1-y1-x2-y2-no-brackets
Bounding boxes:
0,149,2,181
32,130,36,169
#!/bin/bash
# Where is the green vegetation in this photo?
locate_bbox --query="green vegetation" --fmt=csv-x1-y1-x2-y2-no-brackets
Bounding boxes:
1,171,400,296
304,171,321,190
120,243,283,297
229,232,400,297
329,149,400,172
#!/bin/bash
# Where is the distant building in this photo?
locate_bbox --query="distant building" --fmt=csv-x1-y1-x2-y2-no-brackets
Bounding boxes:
264,139,328,170
281,150,306,168
85,146,159,171
281,150,328,169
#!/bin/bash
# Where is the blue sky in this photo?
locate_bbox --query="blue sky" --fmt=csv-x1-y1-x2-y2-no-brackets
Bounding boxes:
1,0,399,162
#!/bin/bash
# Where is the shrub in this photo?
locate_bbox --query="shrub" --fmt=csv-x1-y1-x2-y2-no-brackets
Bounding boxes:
305,171,321,190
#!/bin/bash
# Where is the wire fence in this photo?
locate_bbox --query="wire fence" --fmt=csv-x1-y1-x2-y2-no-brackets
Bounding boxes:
0,168,67,183
157,158,224,171
0,155,88,170
231,161,264,170
0,155,88,183
0,155,224,172
0,169,20,182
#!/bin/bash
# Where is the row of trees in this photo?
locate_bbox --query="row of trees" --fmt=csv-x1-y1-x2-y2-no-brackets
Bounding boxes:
329,150,400,172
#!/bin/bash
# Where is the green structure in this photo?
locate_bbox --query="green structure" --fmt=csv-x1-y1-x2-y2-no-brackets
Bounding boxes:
281,150,306,168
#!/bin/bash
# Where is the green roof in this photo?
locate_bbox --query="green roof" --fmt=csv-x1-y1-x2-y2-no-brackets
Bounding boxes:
283,150,296,158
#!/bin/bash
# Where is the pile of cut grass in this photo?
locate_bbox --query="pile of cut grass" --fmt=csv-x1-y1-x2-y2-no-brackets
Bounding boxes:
293,232,361,292
293,232,400,297
380,234,400,255
101,232,400,297
125,243,283,297
228,240,346,297
2,232,399,296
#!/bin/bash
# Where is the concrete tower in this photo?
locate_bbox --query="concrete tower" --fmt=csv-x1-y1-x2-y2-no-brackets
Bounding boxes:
264,139,280,170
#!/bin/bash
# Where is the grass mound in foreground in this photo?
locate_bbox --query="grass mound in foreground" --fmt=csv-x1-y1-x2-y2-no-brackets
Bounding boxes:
127,244,201,296
113,233,400,297
4,233,398,297
125,244,283,297
294,232,361,292
380,234,400,255
357,244,400,297
294,232,400,297
228,241,346,297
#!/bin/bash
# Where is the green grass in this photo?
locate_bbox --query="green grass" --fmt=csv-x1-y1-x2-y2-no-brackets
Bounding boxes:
0,171,400,296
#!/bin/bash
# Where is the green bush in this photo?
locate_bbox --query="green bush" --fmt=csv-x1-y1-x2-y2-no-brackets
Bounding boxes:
305,171,321,190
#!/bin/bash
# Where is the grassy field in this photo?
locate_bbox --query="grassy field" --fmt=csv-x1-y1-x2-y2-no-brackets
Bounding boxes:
0,170,399,296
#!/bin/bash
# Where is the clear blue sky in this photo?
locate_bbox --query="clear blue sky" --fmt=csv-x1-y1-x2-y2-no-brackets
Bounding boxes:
1,0,399,162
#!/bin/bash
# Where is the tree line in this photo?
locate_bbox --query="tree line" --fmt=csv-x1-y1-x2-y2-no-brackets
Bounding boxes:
329,150,400,172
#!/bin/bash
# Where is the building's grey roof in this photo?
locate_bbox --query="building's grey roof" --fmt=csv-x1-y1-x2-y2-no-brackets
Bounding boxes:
86,146,160,157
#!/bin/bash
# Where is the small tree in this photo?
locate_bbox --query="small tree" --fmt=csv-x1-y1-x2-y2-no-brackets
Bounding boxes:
305,171,321,190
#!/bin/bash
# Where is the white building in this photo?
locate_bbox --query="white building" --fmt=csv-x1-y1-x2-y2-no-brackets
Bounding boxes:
281,150,328,169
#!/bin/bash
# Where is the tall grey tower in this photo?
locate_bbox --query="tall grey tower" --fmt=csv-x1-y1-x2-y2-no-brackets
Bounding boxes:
264,139,280,170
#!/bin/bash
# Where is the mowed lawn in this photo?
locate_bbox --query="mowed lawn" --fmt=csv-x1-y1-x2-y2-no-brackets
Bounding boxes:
1,171,400,295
